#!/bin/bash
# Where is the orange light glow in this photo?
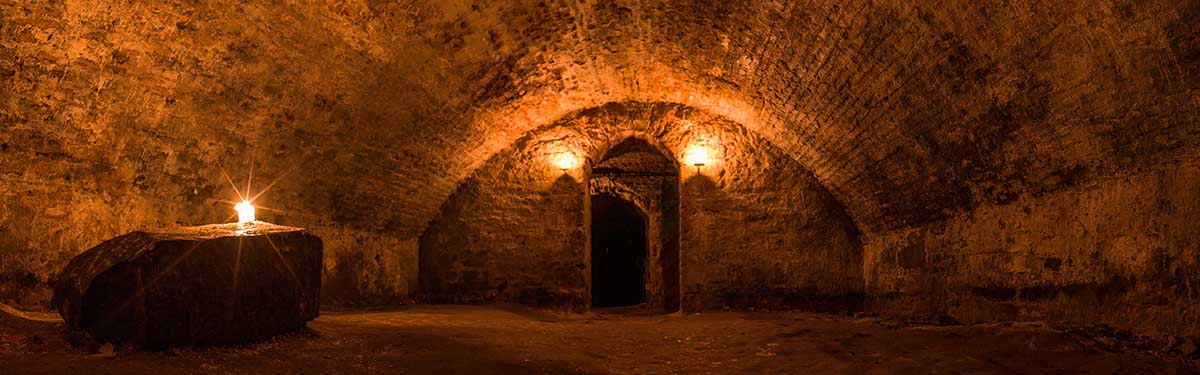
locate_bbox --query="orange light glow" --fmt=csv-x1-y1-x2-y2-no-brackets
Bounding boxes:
235,201,255,223
555,153,577,171
684,146,711,167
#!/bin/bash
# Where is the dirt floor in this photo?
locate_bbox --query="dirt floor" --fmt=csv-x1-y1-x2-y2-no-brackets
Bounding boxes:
1,304,1198,374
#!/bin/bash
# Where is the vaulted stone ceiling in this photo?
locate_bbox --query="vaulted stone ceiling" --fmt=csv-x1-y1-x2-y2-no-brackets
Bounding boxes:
3,0,1197,243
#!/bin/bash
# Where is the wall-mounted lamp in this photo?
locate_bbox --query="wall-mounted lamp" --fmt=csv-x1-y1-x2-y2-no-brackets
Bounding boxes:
683,146,711,173
554,153,578,172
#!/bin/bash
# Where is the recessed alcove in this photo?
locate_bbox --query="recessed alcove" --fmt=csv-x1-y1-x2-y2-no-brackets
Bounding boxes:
588,137,681,310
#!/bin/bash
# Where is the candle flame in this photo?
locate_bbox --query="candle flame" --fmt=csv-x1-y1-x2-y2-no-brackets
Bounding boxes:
235,201,255,223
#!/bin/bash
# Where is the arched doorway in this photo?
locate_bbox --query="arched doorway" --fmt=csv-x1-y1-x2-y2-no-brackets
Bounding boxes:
588,137,680,310
590,194,647,307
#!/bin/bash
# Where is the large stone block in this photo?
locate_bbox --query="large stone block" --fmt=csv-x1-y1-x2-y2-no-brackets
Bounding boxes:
52,222,322,348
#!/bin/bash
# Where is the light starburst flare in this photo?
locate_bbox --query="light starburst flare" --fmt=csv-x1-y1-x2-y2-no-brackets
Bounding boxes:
220,161,299,231
234,200,255,223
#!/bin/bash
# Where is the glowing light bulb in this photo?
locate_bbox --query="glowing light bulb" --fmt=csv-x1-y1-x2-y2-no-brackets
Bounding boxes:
235,201,255,224
684,146,710,167
555,153,577,171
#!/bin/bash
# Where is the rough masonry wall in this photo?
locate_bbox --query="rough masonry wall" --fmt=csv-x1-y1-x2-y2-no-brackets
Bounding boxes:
679,127,863,312
420,102,863,310
865,154,1200,337
2,0,1196,319
0,1,429,308
400,0,1200,240
11,0,1191,258
418,145,589,309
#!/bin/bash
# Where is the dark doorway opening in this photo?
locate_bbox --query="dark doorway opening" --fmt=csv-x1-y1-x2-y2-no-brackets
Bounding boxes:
588,137,680,311
590,194,647,307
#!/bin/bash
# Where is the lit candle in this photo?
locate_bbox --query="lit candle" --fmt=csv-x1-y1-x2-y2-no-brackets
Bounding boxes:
235,201,255,223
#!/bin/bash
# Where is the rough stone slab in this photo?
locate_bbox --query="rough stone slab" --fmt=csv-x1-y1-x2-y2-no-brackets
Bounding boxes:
52,222,322,348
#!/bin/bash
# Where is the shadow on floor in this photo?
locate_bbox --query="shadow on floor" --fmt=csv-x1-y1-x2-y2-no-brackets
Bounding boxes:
2,304,1197,375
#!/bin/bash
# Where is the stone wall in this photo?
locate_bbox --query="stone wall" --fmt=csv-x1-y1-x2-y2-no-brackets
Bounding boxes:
0,0,426,309
418,142,589,308
866,154,1200,337
420,102,864,311
1,0,1195,320
680,141,863,312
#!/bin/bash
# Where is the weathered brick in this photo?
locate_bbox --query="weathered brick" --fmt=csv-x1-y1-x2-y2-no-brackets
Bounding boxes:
0,1,1195,342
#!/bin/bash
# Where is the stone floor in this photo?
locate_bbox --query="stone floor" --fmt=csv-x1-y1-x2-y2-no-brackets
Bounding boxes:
1,304,1197,374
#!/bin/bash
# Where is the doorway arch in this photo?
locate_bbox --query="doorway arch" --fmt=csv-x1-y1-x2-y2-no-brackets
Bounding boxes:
588,137,680,310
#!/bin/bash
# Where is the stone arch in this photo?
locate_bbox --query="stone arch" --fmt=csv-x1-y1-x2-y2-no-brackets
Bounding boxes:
419,101,864,311
422,101,865,239
588,136,681,310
